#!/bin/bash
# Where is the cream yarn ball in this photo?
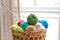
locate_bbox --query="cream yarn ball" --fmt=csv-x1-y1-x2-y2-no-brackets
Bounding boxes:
26,25,37,32
35,23,46,31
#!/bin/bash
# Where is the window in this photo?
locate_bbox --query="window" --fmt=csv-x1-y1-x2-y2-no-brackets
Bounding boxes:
13,0,60,40
12,0,60,13
20,0,59,8
12,0,60,22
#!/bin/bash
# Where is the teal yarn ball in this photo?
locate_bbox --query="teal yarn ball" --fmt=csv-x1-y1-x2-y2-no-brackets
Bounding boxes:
20,22,29,31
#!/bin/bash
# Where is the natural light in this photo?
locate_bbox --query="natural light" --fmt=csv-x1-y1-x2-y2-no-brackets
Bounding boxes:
12,1,60,40
0,0,60,40
20,0,59,7
20,13,59,40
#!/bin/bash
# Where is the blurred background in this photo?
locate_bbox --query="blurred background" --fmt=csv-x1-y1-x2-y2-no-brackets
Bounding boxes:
0,0,60,40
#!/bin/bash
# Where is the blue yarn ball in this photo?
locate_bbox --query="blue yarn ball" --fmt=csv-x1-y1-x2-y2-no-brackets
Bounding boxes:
38,20,48,29
20,22,29,31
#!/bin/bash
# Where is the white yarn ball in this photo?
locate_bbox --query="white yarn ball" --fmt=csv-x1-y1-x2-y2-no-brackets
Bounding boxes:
35,23,46,31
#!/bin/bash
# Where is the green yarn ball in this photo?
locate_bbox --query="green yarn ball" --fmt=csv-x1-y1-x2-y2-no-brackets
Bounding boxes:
27,14,38,25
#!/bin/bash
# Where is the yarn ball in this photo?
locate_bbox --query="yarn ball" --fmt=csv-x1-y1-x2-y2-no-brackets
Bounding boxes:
20,22,30,31
27,14,38,25
26,25,37,32
17,20,24,26
34,23,42,31
38,20,48,29
11,24,24,32
35,23,46,31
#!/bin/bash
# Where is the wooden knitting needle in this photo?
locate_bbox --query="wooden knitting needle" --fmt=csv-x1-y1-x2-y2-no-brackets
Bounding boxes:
20,2,24,20
18,0,20,20
18,0,24,20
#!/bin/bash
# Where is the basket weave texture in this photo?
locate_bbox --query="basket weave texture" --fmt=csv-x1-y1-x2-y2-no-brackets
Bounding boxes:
11,29,47,40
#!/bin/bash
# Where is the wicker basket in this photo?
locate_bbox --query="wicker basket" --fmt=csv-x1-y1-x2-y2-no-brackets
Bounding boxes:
11,29,47,40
